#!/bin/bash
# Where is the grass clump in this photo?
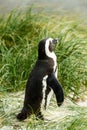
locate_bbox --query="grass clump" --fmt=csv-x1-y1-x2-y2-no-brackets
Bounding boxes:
0,7,87,99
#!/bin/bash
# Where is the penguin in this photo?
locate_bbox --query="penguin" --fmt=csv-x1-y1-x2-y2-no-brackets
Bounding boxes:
17,38,64,121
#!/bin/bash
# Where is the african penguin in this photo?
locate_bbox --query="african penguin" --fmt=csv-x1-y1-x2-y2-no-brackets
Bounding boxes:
17,38,64,121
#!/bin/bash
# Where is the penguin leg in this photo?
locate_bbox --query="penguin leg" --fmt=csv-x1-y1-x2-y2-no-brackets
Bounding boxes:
35,107,44,120
47,72,64,106
35,111,44,120
45,86,53,109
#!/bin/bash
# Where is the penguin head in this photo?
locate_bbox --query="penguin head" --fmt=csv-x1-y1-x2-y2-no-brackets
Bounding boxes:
38,38,58,59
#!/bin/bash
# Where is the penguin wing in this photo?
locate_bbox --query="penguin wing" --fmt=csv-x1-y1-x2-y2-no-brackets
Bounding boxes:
47,73,64,106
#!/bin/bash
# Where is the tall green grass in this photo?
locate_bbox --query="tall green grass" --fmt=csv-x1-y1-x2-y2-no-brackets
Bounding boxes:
0,8,87,98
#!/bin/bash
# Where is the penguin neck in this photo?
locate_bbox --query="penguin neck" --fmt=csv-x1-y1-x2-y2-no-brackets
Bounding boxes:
38,51,56,61
38,54,49,60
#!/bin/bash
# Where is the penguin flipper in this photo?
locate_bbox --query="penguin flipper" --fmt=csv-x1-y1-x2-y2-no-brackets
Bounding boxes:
47,73,64,106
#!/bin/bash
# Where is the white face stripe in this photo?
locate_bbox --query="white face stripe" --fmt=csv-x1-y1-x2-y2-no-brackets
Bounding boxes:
45,38,57,72
45,38,54,58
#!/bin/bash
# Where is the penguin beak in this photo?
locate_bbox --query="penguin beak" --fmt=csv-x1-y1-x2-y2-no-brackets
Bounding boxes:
53,38,58,44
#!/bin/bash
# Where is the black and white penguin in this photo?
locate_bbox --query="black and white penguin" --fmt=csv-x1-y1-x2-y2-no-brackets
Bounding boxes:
17,38,64,121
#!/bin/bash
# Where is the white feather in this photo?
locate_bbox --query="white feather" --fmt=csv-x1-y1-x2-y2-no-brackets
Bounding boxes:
41,75,48,109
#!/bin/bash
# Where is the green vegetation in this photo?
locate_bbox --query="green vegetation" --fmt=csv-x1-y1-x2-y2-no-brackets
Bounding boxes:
0,7,87,130
0,8,87,98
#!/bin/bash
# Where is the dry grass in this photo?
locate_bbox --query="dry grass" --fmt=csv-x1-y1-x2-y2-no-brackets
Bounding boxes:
0,91,87,130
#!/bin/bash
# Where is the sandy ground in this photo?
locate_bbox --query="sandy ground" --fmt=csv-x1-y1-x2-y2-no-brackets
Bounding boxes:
0,91,87,130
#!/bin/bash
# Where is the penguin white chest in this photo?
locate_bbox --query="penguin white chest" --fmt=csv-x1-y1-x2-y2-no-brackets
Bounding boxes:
41,75,48,109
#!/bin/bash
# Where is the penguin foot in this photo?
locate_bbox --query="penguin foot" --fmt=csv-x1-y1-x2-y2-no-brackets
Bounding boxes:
17,112,27,121
57,102,63,106
36,116,44,120
35,112,44,120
